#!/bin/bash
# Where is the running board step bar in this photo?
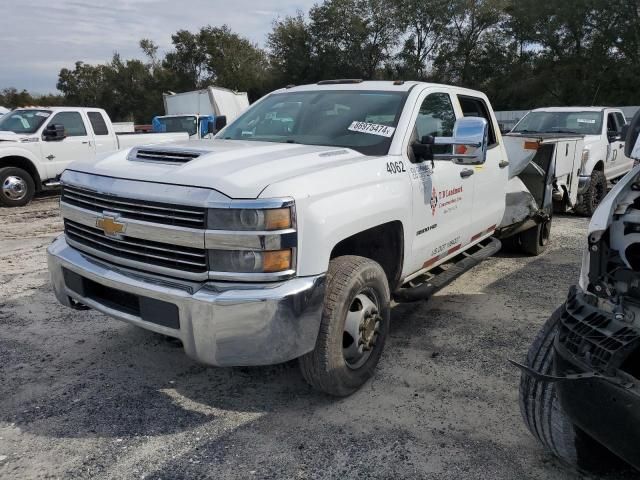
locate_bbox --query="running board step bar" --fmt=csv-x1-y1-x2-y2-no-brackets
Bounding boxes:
393,237,502,303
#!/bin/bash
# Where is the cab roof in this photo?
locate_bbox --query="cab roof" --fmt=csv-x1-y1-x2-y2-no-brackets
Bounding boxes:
280,80,484,96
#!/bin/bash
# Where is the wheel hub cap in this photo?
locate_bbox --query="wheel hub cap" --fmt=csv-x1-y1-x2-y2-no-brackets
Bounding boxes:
2,176,27,201
343,292,381,369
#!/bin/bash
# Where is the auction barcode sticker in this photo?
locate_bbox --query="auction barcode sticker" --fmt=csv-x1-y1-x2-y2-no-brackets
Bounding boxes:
348,121,396,137
577,118,596,124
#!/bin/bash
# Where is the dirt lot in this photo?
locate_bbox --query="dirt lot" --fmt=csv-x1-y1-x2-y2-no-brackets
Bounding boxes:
0,195,636,479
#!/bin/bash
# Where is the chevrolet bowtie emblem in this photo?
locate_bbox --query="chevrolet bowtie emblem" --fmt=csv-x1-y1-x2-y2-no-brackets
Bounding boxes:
96,215,126,236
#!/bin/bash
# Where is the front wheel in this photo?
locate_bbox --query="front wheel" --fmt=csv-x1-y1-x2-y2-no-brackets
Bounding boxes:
0,167,35,207
519,308,616,471
299,255,390,396
575,170,607,216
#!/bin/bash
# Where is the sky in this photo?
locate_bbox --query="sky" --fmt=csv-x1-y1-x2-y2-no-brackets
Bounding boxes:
0,0,317,94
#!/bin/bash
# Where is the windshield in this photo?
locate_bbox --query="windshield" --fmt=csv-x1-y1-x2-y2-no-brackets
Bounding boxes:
0,109,52,134
154,116,198,136
512,111,603,135
218,90,408,155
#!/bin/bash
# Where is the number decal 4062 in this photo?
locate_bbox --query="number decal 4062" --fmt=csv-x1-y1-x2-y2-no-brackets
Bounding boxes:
386,161,407,174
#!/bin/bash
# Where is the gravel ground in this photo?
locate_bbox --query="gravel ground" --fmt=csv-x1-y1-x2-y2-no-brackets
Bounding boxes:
0,195,637,479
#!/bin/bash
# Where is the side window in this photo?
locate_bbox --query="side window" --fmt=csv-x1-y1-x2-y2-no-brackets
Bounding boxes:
457,95,497,147
607,113,615,132
615,112,627,131
412,92,456,156
49,112,87,137
88,112,109,135
415,93,456,139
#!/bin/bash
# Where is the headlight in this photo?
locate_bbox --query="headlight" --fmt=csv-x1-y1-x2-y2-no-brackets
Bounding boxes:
208,249,293,273
207,207,292,231
205,201,296,278
580,149,590,173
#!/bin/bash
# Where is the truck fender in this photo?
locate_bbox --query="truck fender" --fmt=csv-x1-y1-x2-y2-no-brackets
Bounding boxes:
270,177,412,280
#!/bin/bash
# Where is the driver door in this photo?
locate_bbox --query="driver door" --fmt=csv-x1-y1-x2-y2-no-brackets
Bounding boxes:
605,111,626,178
42,111,95,178
404,89,475,275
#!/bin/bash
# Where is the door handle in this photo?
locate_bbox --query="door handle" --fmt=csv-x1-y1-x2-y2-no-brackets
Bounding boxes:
460,169,474,178
499,160,510,169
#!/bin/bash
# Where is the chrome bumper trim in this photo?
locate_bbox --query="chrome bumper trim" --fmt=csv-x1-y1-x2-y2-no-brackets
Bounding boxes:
48,235,325,366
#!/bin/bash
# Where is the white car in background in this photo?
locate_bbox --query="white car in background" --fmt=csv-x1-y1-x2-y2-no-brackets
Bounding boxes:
511,107,633,215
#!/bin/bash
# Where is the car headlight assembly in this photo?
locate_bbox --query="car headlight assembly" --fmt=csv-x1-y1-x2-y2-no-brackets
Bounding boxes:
208,248,293,273
206,203,296,279
207,207,292,231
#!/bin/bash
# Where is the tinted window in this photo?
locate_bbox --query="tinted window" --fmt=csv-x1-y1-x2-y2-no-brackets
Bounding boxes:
220,90,407,156
607,113,618,133
458,95,497,146
49,112,87,136
416,93,456,139
413,92,456,156
88,112,109,135
615,112,627,132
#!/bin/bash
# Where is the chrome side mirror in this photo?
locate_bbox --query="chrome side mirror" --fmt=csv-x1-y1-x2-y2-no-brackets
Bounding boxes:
433,117,489,165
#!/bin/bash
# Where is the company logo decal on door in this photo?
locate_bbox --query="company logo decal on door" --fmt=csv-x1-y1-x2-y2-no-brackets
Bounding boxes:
431,185,463,216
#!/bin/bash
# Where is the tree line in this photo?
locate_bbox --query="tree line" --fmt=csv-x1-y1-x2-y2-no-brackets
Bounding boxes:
2,0,639,123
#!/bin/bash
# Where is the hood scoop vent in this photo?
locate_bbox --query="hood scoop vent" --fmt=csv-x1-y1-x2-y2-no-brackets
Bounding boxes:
128,147,203,164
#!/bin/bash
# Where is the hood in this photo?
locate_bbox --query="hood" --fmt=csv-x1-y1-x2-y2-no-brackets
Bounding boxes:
67,139,366,198
0,131,27,142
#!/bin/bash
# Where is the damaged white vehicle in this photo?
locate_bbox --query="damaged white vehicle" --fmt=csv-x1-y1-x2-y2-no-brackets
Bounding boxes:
517,112,640,472
48,80,566,396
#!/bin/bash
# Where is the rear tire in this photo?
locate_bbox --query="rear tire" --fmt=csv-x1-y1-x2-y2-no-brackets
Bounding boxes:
575,170,607,216
0,167,35,207
519,307,615,471
299,255,390,396
520,213,552,256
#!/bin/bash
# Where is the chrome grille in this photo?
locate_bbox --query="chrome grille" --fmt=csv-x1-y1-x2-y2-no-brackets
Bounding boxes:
130,147,202,164
61,184,206,228
64,219,207,274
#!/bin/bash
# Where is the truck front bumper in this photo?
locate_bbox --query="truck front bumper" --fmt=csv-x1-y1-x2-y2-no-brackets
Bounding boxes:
47,235,326,367
554,286,640,470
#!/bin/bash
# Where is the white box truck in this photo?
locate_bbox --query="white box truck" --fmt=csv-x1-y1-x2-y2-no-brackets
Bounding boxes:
153,87,249,139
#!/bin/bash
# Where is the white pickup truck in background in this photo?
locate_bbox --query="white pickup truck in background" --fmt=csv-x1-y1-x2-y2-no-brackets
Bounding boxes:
511,107,633,215
0,107,189,207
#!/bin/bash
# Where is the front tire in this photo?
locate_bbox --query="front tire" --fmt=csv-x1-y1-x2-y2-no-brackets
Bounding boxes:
575,170,607,216
299,255,390,396
0,167,35,207
519,307,611,471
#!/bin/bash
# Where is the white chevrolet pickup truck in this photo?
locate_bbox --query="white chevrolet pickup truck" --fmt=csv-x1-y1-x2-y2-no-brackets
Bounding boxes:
0,107,188,206
511,107,633,215
48,80,563,396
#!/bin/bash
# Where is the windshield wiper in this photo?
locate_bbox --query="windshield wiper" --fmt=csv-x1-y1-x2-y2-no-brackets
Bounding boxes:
544,130,579,134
